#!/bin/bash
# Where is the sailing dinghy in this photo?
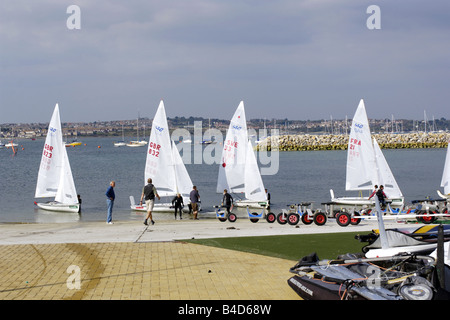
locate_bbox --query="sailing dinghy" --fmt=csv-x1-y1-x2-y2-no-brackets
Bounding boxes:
217,101,268,209
130,100,195,213
438,139,450,199
34,104,80,213
330,99,404,210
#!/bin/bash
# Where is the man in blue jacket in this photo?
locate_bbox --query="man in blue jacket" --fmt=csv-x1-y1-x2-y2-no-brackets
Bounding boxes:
105,181,116,224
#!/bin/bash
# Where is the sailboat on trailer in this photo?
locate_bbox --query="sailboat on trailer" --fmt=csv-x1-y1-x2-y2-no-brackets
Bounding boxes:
34,104,80,213
330,99,404,210
130,100,195,213
217,101,268,208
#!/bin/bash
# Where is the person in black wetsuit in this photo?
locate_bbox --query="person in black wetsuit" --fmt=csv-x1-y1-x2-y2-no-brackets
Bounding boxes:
376,185,388,208
222,189,234,214
172,193,184,220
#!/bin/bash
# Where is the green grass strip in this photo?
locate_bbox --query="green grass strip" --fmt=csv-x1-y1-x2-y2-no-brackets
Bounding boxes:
183,232,364,261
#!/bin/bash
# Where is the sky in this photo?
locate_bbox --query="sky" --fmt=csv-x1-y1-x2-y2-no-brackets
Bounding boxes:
1,0,450,123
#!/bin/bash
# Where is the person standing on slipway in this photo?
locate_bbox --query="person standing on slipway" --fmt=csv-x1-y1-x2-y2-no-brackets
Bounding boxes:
105,181,115,224
190,186,200,220
140,178,160,226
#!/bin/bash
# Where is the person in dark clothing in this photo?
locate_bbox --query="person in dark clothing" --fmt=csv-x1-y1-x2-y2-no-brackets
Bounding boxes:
140,178,160,226
172,193,184,220
222,189,234,214
376,185,388,208
368,185,378,200
190,186,200,220
265,188,271,209
105,181,115,224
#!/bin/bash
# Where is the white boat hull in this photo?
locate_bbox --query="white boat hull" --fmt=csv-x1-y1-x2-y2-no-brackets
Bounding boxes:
129,196,197,213
35,201,80,213
114,142,126,147
437,190,450,199
330,189,404,210
234,199,268,209
365,243,438,258
331,197,404,207
130,203,192,213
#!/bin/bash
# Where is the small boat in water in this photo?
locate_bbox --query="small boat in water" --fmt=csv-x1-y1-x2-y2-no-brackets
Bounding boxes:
34,104,80,213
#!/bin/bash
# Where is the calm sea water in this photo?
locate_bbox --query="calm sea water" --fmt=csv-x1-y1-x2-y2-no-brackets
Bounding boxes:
0,136,447,223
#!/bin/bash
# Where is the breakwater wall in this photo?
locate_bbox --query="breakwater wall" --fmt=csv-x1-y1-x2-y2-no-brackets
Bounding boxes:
256,132,450,151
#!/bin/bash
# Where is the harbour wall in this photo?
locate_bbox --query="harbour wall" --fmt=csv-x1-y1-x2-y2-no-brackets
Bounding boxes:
256,132,450,151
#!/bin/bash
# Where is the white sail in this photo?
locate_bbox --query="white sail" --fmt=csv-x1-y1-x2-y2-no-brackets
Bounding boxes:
54,141,78,204
171,139,193,198
244,140,267,202
441,139,450,195
35,103,79,212
373,138,403,199
217,101,248,193
346,99,377,191
145,100,177,197
35,104,65,198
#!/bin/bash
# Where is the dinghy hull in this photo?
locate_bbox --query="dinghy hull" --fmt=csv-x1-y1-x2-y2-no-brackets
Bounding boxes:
36,201,80,213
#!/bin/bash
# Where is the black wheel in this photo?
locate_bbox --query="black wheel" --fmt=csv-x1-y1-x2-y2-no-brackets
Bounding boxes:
228,213,237,222
313,212,327,226
350,212,361,225
287,213,300,225
416,210,436,224
218,217,227,222
250,214,259,223
301,213,313,225
266,212,276,223
336,212,351,227
277,213,287,225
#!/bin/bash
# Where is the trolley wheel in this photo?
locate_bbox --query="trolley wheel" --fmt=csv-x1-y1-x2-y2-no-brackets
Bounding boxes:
313,212,327,226
336,212,351,227
301,213,313,225
350,212,361,225
417,211,436,224
218,217,227,222
287,213,300,225
277,213,287,225
266,212,276,223
228,213,237,223
250,214,259,223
